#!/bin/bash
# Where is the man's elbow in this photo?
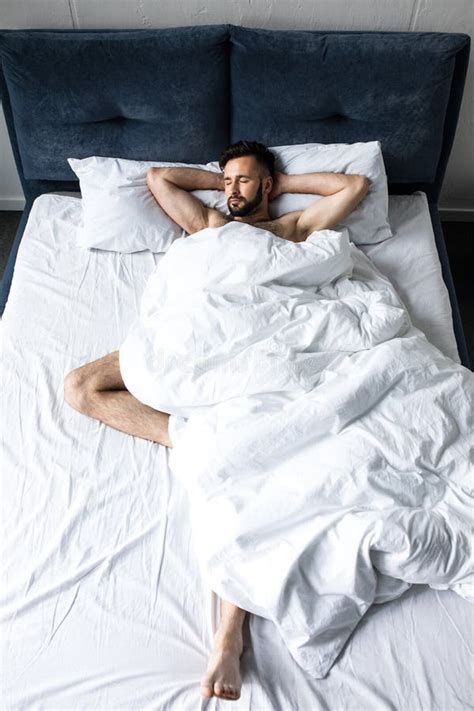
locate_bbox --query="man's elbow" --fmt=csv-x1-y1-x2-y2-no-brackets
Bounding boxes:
146,166,169,190
353,175,370,197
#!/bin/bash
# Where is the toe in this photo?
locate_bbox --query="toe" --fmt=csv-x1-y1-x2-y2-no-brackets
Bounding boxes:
214,683,225,697
223,685,240,700
200,684,214,698
208,679,242,700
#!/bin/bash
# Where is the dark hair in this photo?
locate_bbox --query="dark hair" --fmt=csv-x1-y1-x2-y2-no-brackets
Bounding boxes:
219,140,276,179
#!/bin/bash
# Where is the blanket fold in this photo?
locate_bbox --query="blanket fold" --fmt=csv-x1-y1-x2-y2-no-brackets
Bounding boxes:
120,221,473,678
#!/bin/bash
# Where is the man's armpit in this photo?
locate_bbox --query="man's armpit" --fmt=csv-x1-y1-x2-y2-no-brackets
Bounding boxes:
207,209,231,229
276,211,305,241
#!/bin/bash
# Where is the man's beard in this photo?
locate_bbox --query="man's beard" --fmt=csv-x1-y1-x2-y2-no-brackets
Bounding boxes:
228,180,263,217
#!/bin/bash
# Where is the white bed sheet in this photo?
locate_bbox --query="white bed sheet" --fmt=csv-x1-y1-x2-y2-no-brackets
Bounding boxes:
362,192,460,365
1,192,471,710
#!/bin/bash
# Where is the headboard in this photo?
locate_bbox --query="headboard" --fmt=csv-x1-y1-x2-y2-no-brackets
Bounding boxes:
0,26,470,203
0,26,471,365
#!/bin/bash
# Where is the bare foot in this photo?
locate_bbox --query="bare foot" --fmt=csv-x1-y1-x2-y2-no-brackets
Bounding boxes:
200,634,243,701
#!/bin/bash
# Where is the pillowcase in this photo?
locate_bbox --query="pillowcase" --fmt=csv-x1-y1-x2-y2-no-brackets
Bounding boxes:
67,156,223,252
205,141,392,244
68,141,392,252
273,141,391,244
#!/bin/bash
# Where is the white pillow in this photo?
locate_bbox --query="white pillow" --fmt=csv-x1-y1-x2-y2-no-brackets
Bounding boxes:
67,156,223,252
205,141,392,244
68,141,391,252
273,141,391,244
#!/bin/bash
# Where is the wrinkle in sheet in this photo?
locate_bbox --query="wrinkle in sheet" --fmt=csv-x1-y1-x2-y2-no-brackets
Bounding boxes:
434,591,474,654
2,515,162,622
17,668,187,710
2,194,472,710
145,464,171,645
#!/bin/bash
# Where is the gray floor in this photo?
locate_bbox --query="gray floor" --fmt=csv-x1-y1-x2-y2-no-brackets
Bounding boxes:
1,210,473,366
441,221,474,365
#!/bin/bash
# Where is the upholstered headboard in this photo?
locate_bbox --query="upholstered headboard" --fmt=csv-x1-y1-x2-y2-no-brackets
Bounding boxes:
0,26,470,202
0,26,471,365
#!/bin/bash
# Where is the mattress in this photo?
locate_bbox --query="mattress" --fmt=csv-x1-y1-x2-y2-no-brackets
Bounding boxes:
1,192,471,710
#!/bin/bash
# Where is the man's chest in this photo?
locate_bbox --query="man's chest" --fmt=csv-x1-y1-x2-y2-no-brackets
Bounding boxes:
207,211,302,242
218,217,300,242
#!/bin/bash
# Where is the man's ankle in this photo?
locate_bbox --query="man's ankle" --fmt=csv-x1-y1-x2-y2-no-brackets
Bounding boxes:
214,628,243,653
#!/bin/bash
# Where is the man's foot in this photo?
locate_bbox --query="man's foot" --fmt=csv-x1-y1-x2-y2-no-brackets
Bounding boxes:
200,634,243,701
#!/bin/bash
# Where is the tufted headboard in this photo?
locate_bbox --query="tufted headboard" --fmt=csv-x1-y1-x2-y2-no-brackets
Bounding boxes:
0,26,470,203
0,26,471,365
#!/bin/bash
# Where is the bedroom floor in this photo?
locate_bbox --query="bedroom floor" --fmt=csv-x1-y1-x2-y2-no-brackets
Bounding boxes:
0,211,472,366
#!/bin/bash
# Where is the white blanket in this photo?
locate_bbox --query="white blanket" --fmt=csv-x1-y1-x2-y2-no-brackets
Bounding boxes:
119,221,474,678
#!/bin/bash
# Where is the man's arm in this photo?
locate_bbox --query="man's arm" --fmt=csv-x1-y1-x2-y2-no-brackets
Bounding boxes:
146,167,225,235
272,172,370,240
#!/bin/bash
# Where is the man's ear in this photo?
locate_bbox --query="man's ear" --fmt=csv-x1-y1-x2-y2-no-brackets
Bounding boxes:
263,175,273,195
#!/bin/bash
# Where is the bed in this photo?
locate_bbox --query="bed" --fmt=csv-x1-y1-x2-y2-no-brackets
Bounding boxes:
1,26,472,710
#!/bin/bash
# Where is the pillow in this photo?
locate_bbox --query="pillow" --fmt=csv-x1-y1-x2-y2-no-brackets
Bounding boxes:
273,141,391,244
68,141,391,252
67,156,222,253
206,141,392,244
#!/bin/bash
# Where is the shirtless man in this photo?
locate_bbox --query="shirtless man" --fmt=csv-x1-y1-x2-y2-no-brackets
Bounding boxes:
63,140,369,701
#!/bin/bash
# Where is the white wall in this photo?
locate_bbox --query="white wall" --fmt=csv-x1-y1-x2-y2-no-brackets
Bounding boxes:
1,0,473,213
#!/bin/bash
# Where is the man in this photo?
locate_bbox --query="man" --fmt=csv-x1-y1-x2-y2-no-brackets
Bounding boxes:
64,140,369,701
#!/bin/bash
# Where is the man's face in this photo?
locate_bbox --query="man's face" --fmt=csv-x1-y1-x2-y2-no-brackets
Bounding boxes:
223,156,270,217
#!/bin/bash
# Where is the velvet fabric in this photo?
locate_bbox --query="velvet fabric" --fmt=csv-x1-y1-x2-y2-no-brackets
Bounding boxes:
0,27,470,200
0,28,230,182
230,28,469,186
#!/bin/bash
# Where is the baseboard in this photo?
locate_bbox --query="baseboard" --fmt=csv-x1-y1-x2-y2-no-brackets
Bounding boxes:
0,197,26,210
439,206,474,222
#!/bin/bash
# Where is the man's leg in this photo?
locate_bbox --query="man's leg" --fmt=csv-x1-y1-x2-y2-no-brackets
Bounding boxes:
66,352,246,700
200,599,246,701
64,351,173,447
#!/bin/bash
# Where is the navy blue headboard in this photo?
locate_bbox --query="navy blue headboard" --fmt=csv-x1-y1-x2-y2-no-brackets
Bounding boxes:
0,26,471,365
0,27,231,203
0,27,470,203
230,28,470,203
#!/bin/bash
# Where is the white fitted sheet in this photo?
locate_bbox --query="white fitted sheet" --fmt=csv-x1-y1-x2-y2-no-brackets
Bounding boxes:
1,192,471,710
362,192,460,365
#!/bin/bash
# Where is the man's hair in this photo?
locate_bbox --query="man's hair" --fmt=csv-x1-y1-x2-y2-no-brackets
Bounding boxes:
219,140,276,179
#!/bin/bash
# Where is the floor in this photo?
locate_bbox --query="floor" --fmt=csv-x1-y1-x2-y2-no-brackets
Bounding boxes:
0,211,473,366
440,221,474,366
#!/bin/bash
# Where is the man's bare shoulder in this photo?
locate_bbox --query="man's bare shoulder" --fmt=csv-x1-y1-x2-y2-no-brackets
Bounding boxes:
185,208,229,235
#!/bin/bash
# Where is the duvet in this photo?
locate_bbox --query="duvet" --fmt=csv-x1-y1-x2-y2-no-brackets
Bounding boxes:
119,221,474,678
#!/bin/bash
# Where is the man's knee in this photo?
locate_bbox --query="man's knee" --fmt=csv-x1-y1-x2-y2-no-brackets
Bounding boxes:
64,368,94,413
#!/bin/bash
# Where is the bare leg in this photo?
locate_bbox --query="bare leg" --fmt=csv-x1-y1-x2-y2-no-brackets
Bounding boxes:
66,354,245,698
200,599,246,701
64,351,173,448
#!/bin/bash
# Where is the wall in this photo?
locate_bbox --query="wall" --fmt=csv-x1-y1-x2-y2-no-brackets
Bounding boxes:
0,0,472,214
